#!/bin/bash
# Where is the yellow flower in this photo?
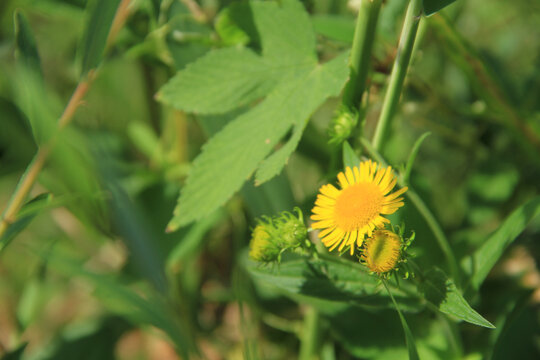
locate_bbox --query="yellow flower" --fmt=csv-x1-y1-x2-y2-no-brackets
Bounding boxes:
310,160,407,254
362,230,402,274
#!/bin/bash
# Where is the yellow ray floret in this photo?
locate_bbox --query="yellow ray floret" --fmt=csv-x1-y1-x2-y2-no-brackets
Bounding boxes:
311,160,407,255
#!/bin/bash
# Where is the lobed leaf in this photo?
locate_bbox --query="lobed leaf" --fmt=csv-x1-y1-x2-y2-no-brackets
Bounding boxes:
167,54,349,230
158,47,286,114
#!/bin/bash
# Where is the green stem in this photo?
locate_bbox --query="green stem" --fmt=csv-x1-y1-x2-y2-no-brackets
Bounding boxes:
361,138,461,286
299,306,321,360
342,0,382,112
372,0,423,151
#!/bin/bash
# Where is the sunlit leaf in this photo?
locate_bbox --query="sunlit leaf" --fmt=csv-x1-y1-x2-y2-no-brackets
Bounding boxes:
166,52,348,230
419,268,494,328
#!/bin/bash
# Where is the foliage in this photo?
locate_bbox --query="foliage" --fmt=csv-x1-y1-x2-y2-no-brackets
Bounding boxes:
1,0,539,359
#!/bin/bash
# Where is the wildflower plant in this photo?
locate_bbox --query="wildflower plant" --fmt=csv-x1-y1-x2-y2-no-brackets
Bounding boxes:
1,0,539,359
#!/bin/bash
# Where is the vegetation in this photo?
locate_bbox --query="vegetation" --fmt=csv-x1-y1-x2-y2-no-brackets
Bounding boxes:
0,0,539,359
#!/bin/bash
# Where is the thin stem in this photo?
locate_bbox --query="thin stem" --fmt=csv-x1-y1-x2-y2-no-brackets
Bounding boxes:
342,0,382,113
299,306,321,360
0,2,131,241
372,0,423,151
361,137,461,286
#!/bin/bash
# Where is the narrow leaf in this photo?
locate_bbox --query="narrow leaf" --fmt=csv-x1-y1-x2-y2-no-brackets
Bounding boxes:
420,268,495,328
463,196,540,291
383,280,420,360
78,0,121,76
423,0,457,16
404,132,431,184
0,193,53,253
14,11,42,76
342,141,360,169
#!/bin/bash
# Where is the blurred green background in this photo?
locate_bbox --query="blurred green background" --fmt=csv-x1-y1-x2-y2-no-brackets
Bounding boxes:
0,0,539,359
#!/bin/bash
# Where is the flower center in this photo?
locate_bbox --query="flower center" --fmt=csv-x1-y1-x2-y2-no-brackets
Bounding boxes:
334,182,384,231
363,230,401,273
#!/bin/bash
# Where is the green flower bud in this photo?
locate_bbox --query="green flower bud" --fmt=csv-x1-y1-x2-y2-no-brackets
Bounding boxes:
328,107,358,144
248,208,309,263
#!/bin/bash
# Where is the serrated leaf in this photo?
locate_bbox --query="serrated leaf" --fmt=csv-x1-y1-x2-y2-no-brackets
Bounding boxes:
14,11,42,76
423,0,457,16
312,15,355,43
463,196,540,291
159,0,317,115
158,47,285,114
245,252,422,311
167,54,349,230
342,141,360,169
78,0,121,77
420,268,494,328
255,119,307,184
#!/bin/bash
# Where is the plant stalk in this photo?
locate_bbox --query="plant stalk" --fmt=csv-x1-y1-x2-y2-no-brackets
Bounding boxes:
372,0,423,151
0,0,131,241
299,306,321,360
342,0,382,112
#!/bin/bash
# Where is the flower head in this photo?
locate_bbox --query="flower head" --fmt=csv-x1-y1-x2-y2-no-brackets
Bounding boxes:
362,230,402,274
310,160,407,254
249,225,280,262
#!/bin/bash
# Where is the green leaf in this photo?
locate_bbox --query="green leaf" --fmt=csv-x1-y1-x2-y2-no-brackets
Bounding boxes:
423,0,457,16
403,132,431,184
158,47,285,114
420,268,495,328
244,252,421,311
78,0,121,77
166,53,349,230
312,15,355,43
342,141,360,169
463,196,540,291
14,11,42,76
0,193,54,253
383,280,420,360
254,119,307,184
